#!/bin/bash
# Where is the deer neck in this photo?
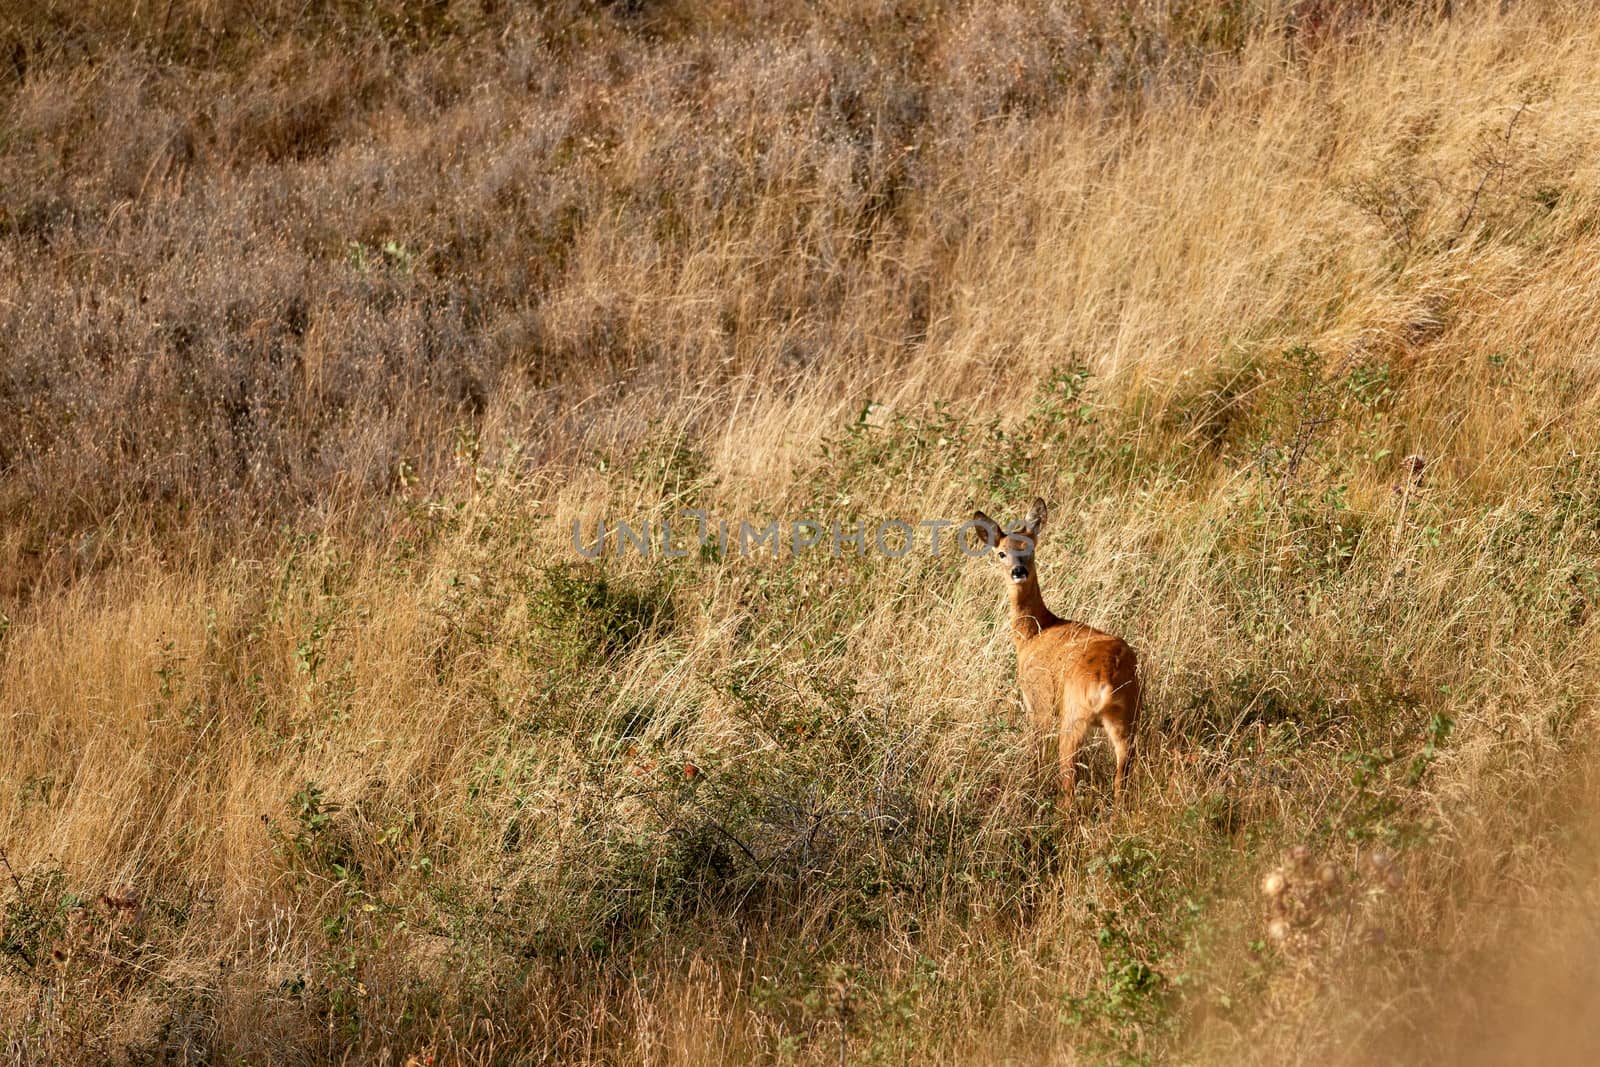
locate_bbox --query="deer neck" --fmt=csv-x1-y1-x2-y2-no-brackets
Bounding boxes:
1007,579,1057,644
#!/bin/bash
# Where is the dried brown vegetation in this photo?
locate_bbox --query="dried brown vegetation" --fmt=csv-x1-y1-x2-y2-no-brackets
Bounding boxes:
4,1,1600,1063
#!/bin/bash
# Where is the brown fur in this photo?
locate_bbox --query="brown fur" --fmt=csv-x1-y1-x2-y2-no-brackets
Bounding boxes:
974,499,1141,802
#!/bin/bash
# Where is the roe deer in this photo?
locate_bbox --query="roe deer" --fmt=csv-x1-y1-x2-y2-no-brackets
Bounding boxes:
972,498,1140,803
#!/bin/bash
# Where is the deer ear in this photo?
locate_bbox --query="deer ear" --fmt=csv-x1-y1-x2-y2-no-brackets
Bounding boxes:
1023,498,1048,540
970,510,1001,549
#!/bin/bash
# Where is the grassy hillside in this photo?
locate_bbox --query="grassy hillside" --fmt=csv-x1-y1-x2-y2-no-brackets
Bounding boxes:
4,1,1600,1062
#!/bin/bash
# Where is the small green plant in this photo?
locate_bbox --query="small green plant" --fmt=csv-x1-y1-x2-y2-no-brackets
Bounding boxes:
1062,904,1171,1064
278,782,362,885
983,362,1100,498
1334,713,1453,845
346,239,416,273
526,565,675,667
0,856,72,980
292,782,336,838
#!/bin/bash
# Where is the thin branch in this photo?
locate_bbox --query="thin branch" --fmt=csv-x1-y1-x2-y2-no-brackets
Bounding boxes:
1450,101,1529,246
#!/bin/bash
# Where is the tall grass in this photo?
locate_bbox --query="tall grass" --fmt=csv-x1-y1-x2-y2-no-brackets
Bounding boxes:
4,1,1600,1062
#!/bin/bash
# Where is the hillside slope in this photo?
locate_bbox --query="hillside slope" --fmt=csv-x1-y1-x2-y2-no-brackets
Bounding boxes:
3,2,1600,1063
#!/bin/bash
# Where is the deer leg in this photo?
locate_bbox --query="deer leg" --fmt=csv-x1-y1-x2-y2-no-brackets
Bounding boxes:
1058,714,1093,801
1104,716,1136,802
1021,690,1057,795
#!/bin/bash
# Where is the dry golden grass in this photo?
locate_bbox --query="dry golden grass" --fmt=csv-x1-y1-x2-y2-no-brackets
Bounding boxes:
5,1,1600,1062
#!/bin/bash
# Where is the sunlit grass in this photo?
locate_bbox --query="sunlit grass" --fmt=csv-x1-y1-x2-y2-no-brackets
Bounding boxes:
4,1,1600,1063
